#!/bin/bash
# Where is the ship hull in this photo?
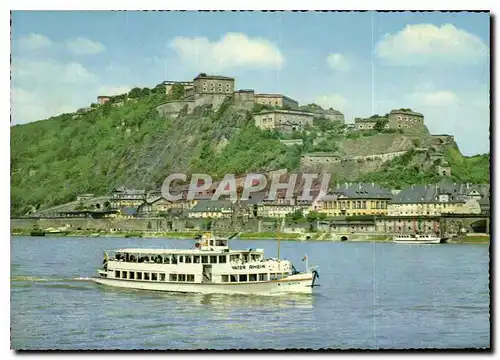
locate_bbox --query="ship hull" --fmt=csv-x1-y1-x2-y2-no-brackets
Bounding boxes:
393,238,441,244
92,274,313,296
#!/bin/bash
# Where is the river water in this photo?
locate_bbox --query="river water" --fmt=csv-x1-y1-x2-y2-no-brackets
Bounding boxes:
10,236,490,350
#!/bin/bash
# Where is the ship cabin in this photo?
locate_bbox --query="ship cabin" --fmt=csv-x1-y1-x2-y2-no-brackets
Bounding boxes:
100,235,295,285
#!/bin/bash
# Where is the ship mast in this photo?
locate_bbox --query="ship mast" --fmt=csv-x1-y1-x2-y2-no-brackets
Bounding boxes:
276,218,281,260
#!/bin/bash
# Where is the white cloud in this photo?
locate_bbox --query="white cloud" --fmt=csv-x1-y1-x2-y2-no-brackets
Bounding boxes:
11,87,78,124
12,58,98,84
11,57,103,123
409,90,460,107
169,32,284,71
314,94,348,111
17,33,52,51
67,37,106,55
375,23,488,66
98,85,132,96
326,53,350,71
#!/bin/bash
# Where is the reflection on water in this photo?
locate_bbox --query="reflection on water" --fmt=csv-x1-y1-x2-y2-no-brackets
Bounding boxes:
191,293,314,309
10,236,490,350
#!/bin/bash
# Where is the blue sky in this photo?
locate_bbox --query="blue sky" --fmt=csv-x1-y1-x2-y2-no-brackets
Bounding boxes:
11,11,490,155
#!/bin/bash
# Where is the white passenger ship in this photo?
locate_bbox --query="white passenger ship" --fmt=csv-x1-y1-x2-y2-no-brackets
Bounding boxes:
393,234,441,244
92,233,319,295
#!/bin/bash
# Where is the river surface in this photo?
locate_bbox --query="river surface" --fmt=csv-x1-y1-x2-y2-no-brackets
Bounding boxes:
11,236,490,350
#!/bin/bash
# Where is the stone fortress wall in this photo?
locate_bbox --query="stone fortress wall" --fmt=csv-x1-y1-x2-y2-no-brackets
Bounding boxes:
156,73,323,120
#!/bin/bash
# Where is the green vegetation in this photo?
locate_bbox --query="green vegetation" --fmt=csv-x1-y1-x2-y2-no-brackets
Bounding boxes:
10,87,490,216
374,118,389,132
445,147,490,184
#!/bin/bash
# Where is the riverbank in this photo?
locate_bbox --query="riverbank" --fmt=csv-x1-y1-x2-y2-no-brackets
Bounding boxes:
450,234,490,244
10,230,489,244
11,229,383,242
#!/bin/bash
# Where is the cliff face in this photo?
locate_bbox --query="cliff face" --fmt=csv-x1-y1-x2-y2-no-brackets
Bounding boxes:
10,92,488,216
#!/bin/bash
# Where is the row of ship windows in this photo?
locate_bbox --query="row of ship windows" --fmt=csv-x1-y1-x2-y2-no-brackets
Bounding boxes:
221,273,288,283
115,254,228,264
114,271,195,282
114,254,262,264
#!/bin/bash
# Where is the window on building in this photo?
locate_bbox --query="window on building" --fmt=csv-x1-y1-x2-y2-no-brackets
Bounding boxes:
230,275,238,283
187,274,195,282
219,255,227,263
194,255,200,263
121,271,127,279
221,275,229,283
179,256,184,263
160,273,166,281
171,255,177,264
185,255,192,264
144,273,150,281
151,273,158,281
249,274,257,282
129,271,135,280
169,274,177,281
202,256,209,264
178,274,186,282
115,270,120,278
136,272,142,280
239,274,248,282
210,256,217,264
259,273,268,281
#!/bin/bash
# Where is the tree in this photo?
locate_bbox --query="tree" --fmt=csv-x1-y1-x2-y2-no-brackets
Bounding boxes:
128,87,141,98
287,209,304,221
75,201,85,210
152,84,166,94
171,83,185,100
374,118,389,132
306,210,326,222
140,87,151,97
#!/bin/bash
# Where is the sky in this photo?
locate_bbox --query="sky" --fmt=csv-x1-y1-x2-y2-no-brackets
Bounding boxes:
10,11,490,155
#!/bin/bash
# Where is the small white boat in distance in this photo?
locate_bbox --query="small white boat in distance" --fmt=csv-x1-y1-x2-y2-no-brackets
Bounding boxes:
393,234,441,244
92,232,319,296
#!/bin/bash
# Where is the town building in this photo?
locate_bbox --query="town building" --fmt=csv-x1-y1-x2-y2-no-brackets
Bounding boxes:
316,108,345,123
76,193,95,202
188,199,233,219
193,74,235,94
97,96,111,105
254,110,314,133
387,109,424,130
254,94,299,109
110,188,147,209
354,117,389,131
314,182,393,217
162,81,195,95
387,183,489,216
300,153,341,167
